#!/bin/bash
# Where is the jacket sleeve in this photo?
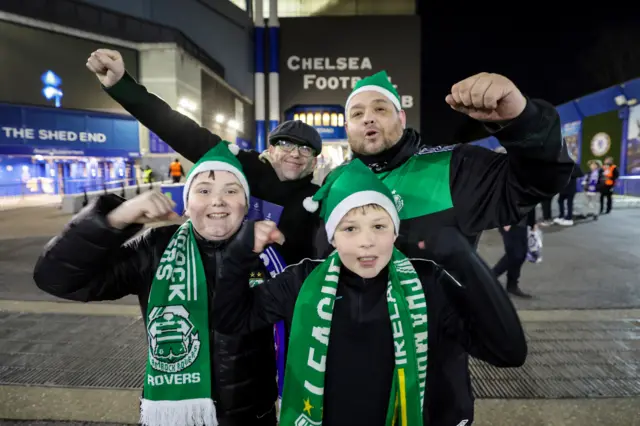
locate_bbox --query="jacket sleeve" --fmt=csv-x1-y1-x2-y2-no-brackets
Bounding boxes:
422,227,527,367
213,221,304,335
104,72,221,163
33,194,152,302
449,99,575,234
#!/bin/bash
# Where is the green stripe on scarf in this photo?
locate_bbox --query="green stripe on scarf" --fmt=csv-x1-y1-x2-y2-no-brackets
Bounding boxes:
280,248,428,426
141,221,216,426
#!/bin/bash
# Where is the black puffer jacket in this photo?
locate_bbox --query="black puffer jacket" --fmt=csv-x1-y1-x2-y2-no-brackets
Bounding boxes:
215,223,527,426
33,194,277,426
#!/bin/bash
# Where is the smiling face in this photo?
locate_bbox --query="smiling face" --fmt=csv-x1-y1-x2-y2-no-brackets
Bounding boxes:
267,140,317,181
332,204,397,279
185,171,247,241
345,91,406,156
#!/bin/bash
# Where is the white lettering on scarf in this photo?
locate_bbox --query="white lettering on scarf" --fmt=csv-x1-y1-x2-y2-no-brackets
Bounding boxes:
165,227,189,301
388,281,408,365
304,257,339,397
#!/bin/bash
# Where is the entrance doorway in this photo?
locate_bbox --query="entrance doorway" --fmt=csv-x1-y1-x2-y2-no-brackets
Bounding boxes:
314,141,351,184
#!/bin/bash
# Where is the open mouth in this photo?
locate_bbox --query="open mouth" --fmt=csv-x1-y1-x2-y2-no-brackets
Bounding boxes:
357,256,378,267
207,213,229,219
365,130,379,138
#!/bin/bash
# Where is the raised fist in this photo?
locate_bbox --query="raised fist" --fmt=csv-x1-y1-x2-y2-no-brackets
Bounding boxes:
86,49,125,88
107,191,178,230
253,220,285,253
445,72,527,122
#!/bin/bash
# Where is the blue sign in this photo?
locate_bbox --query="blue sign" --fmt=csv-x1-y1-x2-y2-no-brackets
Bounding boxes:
235,137,252,150
314,126,347,141
161,184,185,214
246,196,284,224
41,71,63,108
0,103,140,158
149,131,176,154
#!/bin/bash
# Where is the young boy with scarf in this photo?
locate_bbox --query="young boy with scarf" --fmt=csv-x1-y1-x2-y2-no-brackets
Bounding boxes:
34,143,279,426
213,159,527,426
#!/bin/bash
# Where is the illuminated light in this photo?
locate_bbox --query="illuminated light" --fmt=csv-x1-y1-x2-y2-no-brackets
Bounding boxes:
41,71,63,108
306,113,314,125
314,113,321,125
6,165,13,172
215,114,225,123
228,119,239,130
178,98,198,112
294,113,299,121
338,113,344,127
41,71,62,87
331,113,338,127
322,113,330,126
299,114,306,124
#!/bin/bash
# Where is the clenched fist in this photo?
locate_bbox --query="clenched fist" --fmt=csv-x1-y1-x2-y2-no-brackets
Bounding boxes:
445,72,527,122
253,221,285,253
86,49,125,88
107,191,178,230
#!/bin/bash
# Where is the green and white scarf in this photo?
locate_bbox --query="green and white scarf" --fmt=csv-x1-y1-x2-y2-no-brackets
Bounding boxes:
280,249,428,426
140,221,216,426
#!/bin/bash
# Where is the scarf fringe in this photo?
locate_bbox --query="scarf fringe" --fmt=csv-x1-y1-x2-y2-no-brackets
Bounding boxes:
140,398,217,426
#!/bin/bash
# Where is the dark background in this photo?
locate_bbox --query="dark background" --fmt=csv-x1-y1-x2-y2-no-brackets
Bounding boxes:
279,16,421,130
0,20,138,114
418,11,640,146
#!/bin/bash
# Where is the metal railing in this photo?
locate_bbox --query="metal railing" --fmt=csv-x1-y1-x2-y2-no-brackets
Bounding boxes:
617,176,640,197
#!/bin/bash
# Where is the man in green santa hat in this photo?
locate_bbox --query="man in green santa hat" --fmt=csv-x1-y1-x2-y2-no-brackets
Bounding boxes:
213,158,527,426
316,70,574,300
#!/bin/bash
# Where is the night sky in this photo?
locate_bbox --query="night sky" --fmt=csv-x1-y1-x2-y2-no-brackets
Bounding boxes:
418,12,640,145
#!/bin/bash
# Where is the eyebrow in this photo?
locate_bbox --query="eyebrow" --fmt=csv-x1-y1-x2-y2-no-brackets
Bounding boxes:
194,181,241,188
350,98,392,110
341,215,388,224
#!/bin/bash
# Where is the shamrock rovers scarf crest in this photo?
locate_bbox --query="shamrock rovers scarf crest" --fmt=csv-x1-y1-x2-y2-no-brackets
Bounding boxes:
141,221,216,426
280,248,429,426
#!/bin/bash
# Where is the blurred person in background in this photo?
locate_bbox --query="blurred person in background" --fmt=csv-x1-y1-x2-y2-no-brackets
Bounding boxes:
600,156,619,214
554,162,584,226
491,208,536,299
582,159,603,220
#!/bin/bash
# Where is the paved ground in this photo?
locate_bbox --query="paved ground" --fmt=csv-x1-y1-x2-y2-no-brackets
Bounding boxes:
3,207,639,310
478,208,640,310
0,200,639,425
0,311,637,398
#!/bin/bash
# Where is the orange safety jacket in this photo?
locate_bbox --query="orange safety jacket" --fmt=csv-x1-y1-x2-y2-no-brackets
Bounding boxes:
169,162,182,177
604,164,617,186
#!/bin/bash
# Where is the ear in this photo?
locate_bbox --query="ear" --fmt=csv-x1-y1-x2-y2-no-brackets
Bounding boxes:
398,109,407,129
331,238,336,249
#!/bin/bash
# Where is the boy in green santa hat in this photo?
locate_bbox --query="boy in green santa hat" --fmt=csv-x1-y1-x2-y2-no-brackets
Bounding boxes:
213,159,526,426
34,142,280,426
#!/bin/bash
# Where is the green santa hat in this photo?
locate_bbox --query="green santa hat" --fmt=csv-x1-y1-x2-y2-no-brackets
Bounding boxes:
303,159,400,242
345,70,402,112
182,142,249,208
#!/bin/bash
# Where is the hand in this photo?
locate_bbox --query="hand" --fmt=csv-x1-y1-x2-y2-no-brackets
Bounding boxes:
86,49,125,88
503,225,512,232
253,220,285,253
445,72,527,122
107,191,178,229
